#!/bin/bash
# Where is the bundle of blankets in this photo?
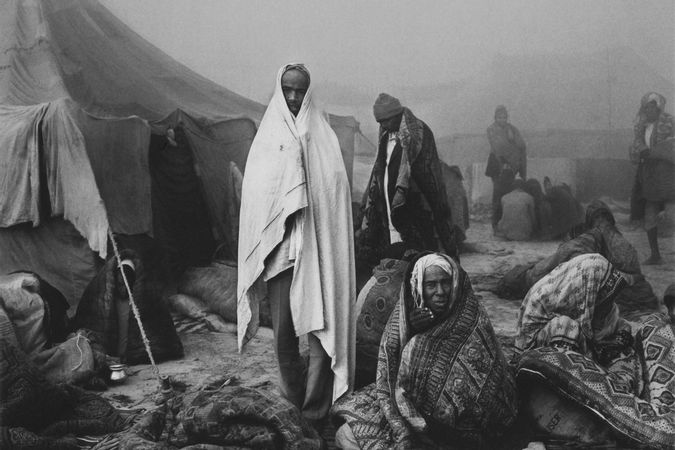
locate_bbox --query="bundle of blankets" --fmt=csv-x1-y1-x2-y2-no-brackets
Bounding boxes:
516,316,675,448
0,271,106,386
94,377,323,449
0,337,131,449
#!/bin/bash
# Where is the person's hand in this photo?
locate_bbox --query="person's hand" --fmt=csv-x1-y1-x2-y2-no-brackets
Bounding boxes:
409,307,435,332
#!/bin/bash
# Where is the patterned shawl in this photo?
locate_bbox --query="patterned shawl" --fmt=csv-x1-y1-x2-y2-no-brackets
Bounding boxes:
333,253,518,449
516,253,627,357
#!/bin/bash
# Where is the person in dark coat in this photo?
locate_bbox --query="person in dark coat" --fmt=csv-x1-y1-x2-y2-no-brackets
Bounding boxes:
356,93,458,271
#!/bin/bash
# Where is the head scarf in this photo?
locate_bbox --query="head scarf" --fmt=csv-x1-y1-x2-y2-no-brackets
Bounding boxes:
373,93,403,121
409,253,459,309
641,92,666,111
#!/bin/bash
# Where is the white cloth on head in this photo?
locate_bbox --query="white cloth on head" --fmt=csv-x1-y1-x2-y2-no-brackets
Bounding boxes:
237,63,356,401
409,254,458,309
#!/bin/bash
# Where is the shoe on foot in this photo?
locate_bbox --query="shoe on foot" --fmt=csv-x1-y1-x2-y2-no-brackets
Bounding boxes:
643,255,664,265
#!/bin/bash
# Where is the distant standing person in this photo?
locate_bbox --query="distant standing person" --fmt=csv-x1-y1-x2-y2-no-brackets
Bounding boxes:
357,93,458,270
486,105,527,232
237,63,355,428
630,92,675,265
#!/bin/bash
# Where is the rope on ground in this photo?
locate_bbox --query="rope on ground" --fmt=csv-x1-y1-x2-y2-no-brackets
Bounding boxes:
107,229,162,386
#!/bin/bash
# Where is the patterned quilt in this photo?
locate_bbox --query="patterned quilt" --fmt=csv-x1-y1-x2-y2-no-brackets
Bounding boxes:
517,323,675,449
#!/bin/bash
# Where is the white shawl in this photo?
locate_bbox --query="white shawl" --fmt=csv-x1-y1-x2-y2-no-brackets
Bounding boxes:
237,64,355,401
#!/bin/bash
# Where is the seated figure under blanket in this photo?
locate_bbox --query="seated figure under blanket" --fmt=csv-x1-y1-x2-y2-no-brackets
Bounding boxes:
332,252,518,449
501,199,664,322
516,253,633,363
72,248,183,365
515,254,675,447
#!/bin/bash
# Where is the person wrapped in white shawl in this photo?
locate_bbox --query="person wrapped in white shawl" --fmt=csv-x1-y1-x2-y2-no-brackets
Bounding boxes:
237,63,355,424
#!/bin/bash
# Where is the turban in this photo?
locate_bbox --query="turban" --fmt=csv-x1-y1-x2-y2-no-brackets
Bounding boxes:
373,93,403,121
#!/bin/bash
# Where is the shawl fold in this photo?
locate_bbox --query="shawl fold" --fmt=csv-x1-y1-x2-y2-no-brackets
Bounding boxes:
237,64,355,401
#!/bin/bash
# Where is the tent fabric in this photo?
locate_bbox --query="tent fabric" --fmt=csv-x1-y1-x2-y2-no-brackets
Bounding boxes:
0,219,101,308
0,0,358,306
149,131,215,275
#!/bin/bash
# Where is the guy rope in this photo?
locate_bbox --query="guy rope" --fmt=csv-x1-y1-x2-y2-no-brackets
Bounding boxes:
107,229,165,388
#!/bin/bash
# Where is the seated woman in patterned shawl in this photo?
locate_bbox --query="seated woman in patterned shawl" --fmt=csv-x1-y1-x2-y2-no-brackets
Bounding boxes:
332,253,518,449
516,253,634,366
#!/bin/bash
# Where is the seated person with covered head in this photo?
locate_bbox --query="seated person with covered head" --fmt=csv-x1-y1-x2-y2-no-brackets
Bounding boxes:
332,252,517,449
515,253,675,448
516,253,632,361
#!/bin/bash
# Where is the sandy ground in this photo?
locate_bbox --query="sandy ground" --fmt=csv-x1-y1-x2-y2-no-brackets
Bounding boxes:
101,212,675,446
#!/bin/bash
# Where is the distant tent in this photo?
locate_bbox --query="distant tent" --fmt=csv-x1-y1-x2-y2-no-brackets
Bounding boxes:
0,0,357,306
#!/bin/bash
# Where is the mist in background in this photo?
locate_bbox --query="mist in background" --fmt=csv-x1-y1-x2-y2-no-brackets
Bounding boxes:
100,0,674,138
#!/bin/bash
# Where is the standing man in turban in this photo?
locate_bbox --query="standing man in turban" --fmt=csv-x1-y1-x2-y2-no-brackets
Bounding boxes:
356,93,458,272
630,92,675,265
237,64,356,428
485,105,527,232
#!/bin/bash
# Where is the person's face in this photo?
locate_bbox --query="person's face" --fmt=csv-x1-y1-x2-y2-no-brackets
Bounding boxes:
281,69,309,116
644,101,660,123
377,113,402,132
495,111,508,127
422,265,453,315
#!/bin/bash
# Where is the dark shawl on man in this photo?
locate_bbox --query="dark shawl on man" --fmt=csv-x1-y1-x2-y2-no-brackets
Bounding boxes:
72,249,183,365
332,253,518,449
357,108,457,268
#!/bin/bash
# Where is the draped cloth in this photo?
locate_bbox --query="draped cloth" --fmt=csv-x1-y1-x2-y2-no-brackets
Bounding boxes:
516,253,628,357
237,64,355,401
0,100,110,257
332,253,517,449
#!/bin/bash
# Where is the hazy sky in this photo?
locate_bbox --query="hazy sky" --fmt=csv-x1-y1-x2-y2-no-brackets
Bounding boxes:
100,0,674,103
